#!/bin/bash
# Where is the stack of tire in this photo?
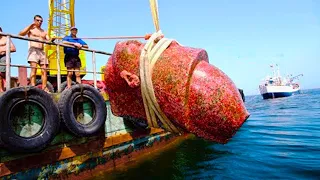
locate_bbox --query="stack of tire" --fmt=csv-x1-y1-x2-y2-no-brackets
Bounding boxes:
0,84,107,153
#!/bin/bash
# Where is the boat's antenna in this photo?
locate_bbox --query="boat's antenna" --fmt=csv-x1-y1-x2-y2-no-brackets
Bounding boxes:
270,64,275,78
276,64,280,78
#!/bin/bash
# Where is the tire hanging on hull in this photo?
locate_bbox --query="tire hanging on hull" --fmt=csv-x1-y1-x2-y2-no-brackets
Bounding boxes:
35,80,55,93
0,86,60,153
58,84,107,137
60,81,76,92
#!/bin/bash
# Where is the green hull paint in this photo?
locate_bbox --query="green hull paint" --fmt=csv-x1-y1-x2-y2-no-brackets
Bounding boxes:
2,132,174,180
0,99,175,179
0,101,135,160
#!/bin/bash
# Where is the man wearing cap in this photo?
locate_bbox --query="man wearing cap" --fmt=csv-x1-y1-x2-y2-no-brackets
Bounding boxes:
62,26,88,89
0,27,16,92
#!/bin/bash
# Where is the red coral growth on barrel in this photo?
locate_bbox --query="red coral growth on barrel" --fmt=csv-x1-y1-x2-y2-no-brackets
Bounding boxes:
104,40,249,143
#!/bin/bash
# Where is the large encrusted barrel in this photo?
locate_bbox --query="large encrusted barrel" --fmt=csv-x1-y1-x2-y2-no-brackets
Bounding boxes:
104,40,249,143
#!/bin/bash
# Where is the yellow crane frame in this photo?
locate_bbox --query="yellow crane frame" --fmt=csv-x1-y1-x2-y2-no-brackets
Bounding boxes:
41,0,159,80
40,0,86,77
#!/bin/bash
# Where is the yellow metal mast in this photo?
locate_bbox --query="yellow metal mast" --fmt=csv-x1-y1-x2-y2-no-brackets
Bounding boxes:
45,0,86,76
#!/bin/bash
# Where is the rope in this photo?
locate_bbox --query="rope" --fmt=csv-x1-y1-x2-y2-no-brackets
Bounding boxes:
137,0,181,133
139,31,180,133
24,86,29,101
149,0,160,32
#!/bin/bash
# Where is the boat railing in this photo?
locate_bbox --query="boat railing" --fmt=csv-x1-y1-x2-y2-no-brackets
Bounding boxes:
0,32,112,92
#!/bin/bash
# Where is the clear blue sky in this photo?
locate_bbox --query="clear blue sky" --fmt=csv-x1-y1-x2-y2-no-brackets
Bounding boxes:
1,0,319,95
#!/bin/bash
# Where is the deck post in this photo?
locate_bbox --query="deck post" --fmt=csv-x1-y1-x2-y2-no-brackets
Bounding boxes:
5,36,11,91
92,51,97,89
56,45,61,92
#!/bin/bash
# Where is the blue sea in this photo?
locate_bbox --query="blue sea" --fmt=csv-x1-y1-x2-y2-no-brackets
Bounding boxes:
94,88,320,180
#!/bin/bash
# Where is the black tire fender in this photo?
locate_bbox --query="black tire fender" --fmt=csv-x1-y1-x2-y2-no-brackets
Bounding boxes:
35,79,55,93
0,86,60,153
60,81,76,91
58,84,107,136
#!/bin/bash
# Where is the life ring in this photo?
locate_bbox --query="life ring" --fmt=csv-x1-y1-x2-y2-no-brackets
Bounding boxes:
35,79,55,93
58,84,107,137
0,86,60,153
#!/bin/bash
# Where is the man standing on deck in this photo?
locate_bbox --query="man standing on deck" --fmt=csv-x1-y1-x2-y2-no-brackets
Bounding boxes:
0,27,16,92
19,15,53,93
62,27,88,89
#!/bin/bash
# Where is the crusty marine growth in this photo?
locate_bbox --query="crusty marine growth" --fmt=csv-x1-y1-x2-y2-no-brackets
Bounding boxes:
104,40,249,143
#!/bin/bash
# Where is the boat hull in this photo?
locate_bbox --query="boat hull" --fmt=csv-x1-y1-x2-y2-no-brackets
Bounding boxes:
262,92,292,99
259,85,300,99
0,100,182,179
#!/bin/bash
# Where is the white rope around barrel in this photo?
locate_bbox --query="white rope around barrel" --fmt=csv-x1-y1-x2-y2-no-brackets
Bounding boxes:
138,0,180,133
139,31,180,133
149,0,160,32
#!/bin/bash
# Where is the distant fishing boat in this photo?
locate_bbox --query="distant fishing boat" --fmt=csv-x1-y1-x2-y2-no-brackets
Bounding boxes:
259,64,303,99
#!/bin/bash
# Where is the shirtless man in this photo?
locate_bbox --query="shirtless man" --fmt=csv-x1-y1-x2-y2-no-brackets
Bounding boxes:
19,15,52,92
0,27,16,92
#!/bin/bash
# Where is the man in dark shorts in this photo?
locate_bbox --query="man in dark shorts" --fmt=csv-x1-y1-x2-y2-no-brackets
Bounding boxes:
0,27,16,92
62,26,88,89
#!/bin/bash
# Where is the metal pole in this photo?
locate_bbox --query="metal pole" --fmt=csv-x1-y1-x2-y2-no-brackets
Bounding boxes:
92,51,97,89
56,44,61,92
54,35,146,40
5,36,11,91
0,32,113,55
